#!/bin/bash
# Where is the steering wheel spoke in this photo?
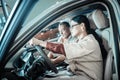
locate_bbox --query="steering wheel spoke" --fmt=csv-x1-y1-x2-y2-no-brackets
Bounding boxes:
34,45,58,73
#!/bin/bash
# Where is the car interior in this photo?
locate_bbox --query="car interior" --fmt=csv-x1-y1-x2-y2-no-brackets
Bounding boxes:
2,2,116,80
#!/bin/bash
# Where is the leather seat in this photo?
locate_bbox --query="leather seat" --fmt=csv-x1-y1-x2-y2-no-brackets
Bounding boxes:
88,9,113,80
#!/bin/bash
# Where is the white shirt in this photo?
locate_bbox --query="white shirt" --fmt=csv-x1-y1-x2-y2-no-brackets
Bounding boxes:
64,34,103,80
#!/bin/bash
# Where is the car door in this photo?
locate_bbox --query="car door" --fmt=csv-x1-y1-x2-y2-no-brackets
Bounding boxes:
0,0,38,68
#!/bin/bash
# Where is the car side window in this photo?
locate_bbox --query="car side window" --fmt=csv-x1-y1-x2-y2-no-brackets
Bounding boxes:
34,22,59,42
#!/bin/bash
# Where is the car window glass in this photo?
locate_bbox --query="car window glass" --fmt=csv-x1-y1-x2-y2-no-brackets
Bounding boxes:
34,22,59,42
15,0,72,41
0,0,17,37
0,8,6,35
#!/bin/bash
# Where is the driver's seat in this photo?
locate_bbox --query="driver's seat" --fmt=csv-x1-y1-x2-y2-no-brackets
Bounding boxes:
104,49,113,80
88,9,113,80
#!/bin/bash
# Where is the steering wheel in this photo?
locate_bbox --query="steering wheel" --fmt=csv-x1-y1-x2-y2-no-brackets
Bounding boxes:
35,45,58,73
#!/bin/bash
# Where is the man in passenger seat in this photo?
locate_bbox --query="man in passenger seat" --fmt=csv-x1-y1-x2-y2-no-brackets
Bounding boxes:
47,21,71,64
30,15,103,80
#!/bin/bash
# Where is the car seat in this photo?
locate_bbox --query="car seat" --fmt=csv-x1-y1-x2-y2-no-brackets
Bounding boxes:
88,9,113,80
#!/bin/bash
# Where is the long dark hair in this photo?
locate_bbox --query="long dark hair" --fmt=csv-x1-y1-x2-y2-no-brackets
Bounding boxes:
71,15,91,34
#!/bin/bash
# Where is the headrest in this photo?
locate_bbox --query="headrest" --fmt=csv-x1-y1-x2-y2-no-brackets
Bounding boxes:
91,9,109,30
87,13,97,30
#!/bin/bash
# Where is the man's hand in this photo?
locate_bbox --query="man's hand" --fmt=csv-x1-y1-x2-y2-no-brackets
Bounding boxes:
29,37,47,47
29,37,40,46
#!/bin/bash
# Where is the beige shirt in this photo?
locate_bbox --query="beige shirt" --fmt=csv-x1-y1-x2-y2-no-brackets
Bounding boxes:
63,34,103,80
